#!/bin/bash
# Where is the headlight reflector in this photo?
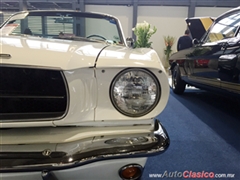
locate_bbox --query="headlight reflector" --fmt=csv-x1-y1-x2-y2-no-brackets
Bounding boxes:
110,69,160,117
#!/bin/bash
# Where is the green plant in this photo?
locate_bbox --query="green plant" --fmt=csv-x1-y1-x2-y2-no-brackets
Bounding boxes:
163,36,175,62
132,21,157,48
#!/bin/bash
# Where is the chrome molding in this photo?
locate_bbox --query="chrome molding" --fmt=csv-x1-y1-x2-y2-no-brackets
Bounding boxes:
0,54,11,59
0,64,62,71
0,120,169,172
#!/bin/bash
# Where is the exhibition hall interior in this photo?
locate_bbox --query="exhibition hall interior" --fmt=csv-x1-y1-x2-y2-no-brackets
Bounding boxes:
0,0,240,180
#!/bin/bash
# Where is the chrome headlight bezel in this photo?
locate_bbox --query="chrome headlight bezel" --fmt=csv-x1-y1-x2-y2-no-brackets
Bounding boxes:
110,68,161,117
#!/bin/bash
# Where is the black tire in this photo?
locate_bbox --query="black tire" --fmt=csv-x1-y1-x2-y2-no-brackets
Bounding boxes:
172,66,186,94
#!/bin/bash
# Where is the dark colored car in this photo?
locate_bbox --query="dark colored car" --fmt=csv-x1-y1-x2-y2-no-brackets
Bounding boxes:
169,7,240,97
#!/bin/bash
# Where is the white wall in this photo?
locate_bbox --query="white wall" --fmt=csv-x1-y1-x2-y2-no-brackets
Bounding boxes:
138,6,188,65
195,7,233,17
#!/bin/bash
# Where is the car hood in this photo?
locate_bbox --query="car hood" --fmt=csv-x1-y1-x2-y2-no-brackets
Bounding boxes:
0,35,108,70
0,35,165,71
97,45,165,69
186,17,214,40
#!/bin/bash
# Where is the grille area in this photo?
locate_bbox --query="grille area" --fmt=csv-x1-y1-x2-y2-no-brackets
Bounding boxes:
0,66,68,121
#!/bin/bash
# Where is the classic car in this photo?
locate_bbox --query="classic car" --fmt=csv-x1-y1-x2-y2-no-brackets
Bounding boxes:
170,6,240,96
0,10,170,180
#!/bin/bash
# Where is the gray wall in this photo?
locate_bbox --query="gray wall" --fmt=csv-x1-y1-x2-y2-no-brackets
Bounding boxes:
0,12,4,24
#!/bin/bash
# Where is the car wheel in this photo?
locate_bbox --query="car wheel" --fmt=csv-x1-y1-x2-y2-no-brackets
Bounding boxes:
172,66,186,94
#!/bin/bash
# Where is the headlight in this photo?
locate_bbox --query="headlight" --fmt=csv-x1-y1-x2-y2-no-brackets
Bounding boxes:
110,68,160,117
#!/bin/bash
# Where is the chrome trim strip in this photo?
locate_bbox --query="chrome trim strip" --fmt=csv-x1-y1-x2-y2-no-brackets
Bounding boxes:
0,64,62,71
0,54,11,59
0,120,169,172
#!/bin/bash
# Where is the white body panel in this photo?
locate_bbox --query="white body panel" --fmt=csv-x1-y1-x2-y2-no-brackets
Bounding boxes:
0,36,105,70
0,124,153,145
1,35,169,127
94,46,169,121
0,158,147,180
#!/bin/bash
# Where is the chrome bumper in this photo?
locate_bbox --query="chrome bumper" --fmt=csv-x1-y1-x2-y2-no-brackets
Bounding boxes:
0,119,169,173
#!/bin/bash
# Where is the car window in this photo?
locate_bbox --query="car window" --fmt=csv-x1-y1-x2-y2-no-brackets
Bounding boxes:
204,11,240,43
2,12,123,45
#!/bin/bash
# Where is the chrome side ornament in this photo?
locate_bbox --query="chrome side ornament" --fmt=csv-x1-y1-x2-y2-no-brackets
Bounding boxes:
0,54,11,59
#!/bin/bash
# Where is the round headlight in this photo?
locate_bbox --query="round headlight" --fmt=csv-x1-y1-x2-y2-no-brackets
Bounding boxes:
110,68,160,117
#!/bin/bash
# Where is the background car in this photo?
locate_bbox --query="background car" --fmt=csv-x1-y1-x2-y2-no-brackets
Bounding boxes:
0,10,170,180
169,7,240,97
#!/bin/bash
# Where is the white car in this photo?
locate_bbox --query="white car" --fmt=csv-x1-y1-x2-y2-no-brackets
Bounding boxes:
0,10,170,180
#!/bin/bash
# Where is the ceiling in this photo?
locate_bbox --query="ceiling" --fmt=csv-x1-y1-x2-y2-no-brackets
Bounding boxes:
0,1,73,11
1,0,240,12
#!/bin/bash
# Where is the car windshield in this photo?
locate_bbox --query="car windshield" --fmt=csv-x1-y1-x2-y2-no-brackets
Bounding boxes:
203,10,240,43
1,11,125,45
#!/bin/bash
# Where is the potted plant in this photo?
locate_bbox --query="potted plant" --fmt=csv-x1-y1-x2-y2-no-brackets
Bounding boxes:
132,21,157,48
163,35,175,67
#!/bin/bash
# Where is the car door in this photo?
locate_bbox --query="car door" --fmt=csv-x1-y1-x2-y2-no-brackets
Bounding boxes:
187,11,240,91
210,9,240,95
170,17,221,89
218,36,240,95
184,41,223,89
186,17,221,88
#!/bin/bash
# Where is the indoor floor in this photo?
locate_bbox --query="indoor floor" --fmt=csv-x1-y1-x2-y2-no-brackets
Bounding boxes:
143,88,240,180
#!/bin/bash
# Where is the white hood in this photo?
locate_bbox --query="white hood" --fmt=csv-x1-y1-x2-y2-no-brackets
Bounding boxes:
0,35,108,70
97,45,165,69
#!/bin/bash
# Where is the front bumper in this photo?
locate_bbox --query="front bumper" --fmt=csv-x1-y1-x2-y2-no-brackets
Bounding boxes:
0,119,169,173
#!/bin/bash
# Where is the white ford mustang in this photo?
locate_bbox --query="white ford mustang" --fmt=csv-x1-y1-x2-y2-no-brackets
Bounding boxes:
0,10,170,180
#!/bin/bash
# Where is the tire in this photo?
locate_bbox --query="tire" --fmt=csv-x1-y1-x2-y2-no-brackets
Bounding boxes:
172,66,186,94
